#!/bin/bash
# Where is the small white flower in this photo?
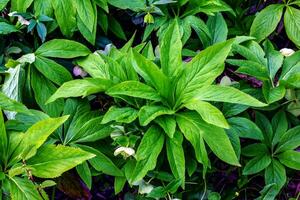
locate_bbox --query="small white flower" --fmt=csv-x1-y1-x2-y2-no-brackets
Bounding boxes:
98,44,113,55
8,11,17,17
114,147,135,158
18,16,30,26
73,66,87,77
280,48,295,57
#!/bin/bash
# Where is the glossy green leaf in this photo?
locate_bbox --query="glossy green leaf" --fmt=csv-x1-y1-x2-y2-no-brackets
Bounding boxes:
250,4,284,42
34,56,73,85
166,131,185,187
265,160,286,190
35,39,90,58
0,22,18,35
11,0,33,12
106,81,162,101
276,126,300,153
277,150,300,170
0,109,7,161
102,106,138,124
130,126,165,183
52,0,76,37
154,115,176,138
27,144,95,178
139,105,174,126
284,6,300,46
160,20,182,77
8,177,42,200
0,92,28,114
185,99,229,129
243,155,271,175
47,78,112,103
187,85,267,107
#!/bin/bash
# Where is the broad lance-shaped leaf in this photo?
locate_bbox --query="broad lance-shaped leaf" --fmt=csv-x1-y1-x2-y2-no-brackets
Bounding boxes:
130,50,171,101
11,0,33,12
243,154,271,175
250,4,284,42
106,81,162,101
166,131,185,188
77,144,124,177
276,126,300,153
35,39,91,58
52,0,76,37
0,92,29,114
27,144,95,178
265,160,286,190
130,126,165,183
177,111,240,166
160,20,182,77
8,177,43,200
184,85,267,107
13,116,69,160
277,150,300,170
176,39,234,105
34,56,73,85
139,105,175,126
284,7,300,47
47,78,113,103
155,115,176,138
101,106,138,124
184,100,229,129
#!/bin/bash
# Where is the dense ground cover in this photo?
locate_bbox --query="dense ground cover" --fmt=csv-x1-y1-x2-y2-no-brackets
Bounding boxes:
0,0,300,199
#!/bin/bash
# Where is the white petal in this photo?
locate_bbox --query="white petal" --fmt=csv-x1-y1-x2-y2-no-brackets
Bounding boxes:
280,48,295,57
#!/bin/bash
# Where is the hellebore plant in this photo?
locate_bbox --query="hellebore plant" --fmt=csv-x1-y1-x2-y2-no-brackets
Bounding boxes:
47,21,266,194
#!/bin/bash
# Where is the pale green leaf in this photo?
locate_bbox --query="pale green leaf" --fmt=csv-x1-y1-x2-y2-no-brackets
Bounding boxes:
35,39,90,58
27,144,95,178
139,105,174,126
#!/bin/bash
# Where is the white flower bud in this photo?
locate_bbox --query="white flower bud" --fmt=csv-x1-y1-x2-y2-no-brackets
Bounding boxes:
280,48,295,57
114,147,135,158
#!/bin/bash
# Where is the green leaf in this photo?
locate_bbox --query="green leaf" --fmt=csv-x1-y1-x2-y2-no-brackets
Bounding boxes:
160,20,182,77
108,16,127,40
78,145,124,176
255,112,273,146
27,144,95,178
76,0,97,44
177,112,239,166
52,0,76,37
185,99,229,129
277,150,300,170
102,106,138,124
34,56,73,85
34,0,53,16
276,126,300,153
284,6,300,46
76,161,92,189
0,92,29,113
154,115,176,138
139,105,174,126
262,82,285,104
0,0,9,10
242,143,268,157
36,22,47,43
11,0,33,12
106,81,162,101
8,177,43,200
265,160,286,190
35,39,90,58
107,0,144,11
0,22,18,35
14,116,68,160
227,117,264,140
187,85,267,107
31,68,64,117
207,13,228,44
166,131,185,187
47,78,112,103
130,50,171,100
250,4,284,42
130,126,165,183
75,53,108,79
0,109,7,161
243,155,271,175
271,111,288,146
176,39,234,103
72,117,114,143
114,176,126,195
